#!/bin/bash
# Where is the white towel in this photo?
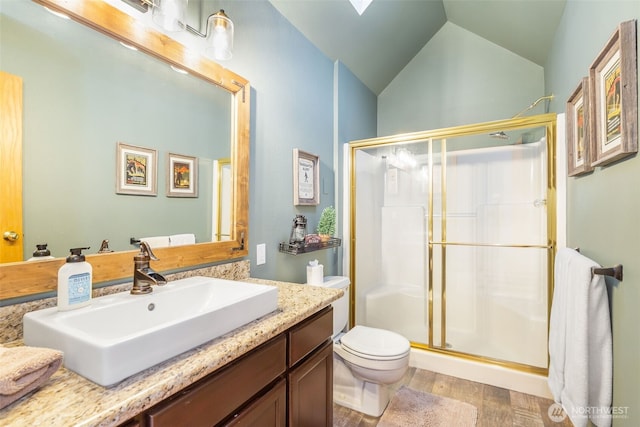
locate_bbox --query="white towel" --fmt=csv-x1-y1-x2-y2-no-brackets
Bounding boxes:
169,233,196,246
140,236,170,249
548,248,612,427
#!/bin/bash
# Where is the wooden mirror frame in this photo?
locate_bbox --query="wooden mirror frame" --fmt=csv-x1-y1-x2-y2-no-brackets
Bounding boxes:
0,0,250,301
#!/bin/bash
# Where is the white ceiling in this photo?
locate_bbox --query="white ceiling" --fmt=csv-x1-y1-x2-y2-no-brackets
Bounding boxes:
269,0,567,94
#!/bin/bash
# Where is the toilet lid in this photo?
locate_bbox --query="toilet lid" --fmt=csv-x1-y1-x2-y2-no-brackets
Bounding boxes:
340,325,410,358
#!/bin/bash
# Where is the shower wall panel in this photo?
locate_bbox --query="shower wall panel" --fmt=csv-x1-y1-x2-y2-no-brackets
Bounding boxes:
353,150,384,325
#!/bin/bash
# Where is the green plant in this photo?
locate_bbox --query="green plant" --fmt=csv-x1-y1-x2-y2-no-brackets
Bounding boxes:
317,206,336,236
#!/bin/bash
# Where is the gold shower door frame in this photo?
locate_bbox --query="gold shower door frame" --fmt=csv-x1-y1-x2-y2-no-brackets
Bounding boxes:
349,113,557,375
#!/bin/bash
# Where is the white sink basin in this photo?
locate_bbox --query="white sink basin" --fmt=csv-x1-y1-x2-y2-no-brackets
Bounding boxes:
23,276,278,386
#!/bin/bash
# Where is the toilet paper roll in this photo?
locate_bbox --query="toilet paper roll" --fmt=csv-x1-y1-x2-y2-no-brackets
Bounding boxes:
307,264,324,285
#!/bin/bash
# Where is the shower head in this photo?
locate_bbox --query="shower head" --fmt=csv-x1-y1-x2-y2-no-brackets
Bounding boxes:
489,94,554,139
489,131,509,139
511,94,554,118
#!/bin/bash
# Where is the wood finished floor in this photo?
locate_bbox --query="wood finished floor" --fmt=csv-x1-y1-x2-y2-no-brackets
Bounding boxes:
332,367,574,427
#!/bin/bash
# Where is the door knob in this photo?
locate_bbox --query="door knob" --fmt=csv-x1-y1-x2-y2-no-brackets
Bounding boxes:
3,231,19,242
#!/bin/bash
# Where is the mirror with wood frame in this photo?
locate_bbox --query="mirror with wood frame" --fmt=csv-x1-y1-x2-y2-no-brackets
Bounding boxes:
0,0,250,301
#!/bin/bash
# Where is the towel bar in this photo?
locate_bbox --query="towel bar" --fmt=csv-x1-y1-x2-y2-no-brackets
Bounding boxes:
573,248,623,281
591,265,623,281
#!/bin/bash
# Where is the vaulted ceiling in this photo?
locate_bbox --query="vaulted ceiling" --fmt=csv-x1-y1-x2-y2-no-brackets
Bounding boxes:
269,0,567,94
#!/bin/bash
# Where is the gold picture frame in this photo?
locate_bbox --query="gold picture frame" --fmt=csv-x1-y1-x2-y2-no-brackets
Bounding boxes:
167,153,198,197
589,19,638,167
293,149,320,205
116,142,157,196
566,77,594,176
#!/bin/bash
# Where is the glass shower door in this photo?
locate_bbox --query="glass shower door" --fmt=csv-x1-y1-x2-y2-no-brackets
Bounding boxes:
352,141,430,343
432,129,551,369
349,115,555,373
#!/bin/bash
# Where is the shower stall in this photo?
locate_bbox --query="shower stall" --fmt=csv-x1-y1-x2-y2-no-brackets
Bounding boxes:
348,114,557,378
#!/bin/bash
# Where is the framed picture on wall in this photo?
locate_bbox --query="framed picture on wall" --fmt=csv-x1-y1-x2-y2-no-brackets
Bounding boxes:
167,153,198,197
293,149,320,205
116,142,157,196
566,77,594,176
589,19,638,167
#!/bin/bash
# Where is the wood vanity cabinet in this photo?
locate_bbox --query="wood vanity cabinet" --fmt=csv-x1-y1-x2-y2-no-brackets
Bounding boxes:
225,379,287,426
123,306,333,427
288,341,333,426
287,307,333,426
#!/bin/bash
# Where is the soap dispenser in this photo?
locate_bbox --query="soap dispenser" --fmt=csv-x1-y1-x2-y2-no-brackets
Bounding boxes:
27,243,54,261
57,247,92,311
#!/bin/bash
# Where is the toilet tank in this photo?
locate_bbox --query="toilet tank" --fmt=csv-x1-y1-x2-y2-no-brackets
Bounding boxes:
315,276,350,338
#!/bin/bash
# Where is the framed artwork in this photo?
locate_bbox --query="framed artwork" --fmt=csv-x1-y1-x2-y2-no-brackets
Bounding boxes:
566,77,594,176
293,149,319,205
116,142,157,196
589,19,638,167
167,153,198,197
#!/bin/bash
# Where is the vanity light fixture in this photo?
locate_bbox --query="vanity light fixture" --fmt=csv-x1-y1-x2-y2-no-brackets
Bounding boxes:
186,9,234,61
151,0,188,32
123,1,234,60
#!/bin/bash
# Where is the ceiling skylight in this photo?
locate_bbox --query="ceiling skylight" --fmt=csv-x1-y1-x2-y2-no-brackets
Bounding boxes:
349,0,372,15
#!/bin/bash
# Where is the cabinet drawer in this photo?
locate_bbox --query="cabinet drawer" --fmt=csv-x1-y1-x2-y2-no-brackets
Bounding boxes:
288,306,332,367
146,335,286,427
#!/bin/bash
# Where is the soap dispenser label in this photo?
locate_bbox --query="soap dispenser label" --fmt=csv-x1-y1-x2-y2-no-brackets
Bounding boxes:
68,273,91,304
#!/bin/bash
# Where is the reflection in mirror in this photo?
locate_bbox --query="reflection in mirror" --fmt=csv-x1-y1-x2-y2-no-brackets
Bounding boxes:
0,0,250,301
213,159,232,242
1,0,231,260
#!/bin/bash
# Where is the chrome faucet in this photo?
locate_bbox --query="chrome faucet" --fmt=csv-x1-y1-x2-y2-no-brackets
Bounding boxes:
131,241,167,294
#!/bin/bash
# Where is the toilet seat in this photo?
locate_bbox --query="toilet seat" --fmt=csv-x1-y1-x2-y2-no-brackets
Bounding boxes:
340,345,408,362
335,325,410,372
340,325,410,359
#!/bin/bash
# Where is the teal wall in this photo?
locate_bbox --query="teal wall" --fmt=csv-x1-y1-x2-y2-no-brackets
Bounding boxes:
231,1,334,283
222,2,378,283
545,2,640,424
378,22,546,135
377,2,639,423
0,5,230,257
335,61,378,274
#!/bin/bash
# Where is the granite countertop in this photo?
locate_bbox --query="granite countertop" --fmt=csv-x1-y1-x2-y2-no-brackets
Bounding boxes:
0,279,342,426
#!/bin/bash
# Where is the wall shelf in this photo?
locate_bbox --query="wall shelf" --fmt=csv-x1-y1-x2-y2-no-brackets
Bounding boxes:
279,237,341,255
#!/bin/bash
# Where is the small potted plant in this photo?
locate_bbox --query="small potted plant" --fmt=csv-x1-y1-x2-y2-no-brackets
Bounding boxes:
317,206,336,241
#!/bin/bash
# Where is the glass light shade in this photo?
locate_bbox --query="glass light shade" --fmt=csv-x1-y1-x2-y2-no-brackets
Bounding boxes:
152,0,188,32
205,10,234,61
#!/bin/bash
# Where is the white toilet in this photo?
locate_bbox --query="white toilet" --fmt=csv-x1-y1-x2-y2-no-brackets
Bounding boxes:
317,276,410,417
